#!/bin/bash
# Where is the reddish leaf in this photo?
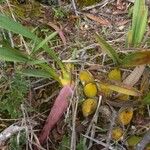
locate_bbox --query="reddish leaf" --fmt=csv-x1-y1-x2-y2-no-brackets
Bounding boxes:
38,85,73,145
47,21,67,46
39,19,67,45
84,13,111,26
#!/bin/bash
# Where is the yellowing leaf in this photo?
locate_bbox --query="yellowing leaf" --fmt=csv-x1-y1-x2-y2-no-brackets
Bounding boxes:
112,127,123,141
82,98,97,117
118,107,133,125
60,63,74,86
108,68,121,81
117,94,129,101
79,70,94,85
106,84,141,96
97,83,112,96
121,51,150,67
84,83,97,98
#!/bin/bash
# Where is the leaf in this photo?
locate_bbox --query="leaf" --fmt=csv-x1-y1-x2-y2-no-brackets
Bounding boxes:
84,13,111,26
97,83,112,96
95,33,121,65
46,21,67,45
123,65,145,86
0,13,36,40
121,51,150,67
143,92,150,104
20,69,52,78
0,14,66,73
38,85,73,145
0,47,29,62
33,31,58,52
127,0,148,47
118,107,133,125
101,83,141,96
108,68,121,81
82,98,97,117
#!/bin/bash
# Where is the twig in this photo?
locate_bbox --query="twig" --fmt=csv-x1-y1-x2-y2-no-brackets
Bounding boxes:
105,106,117,150
136,129,150,150
88,96,102,149
82,134,114,150
70,81,78,150
83,96,102,148
0,124,25,146
82,0,115,11
70,0,79,16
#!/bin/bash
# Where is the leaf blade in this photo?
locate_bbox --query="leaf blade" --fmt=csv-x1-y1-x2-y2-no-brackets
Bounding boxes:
95,33,120,65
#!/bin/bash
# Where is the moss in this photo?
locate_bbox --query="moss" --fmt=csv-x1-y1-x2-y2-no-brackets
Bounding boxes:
77,0,102,8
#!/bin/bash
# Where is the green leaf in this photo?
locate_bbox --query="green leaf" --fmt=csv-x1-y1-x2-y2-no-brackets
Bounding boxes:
0,13,36,40
127,0,148,47
20,69,52,79
0,47,29,62
121,51,150,67
95,33,121,65
143,92,150,104
0,13,66,74
32,31,58,52
38,63,60,81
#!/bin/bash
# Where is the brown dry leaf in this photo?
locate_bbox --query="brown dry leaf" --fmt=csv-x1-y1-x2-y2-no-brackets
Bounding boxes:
118,107,133,125
115,20,129,26
140,70,150,93
84,13,111,26
123,65,145,87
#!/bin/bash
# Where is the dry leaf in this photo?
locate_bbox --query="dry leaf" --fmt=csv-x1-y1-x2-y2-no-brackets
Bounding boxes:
97,83,112,96
84,13,111,26
123,65,145,87
82,98,97,117
107,84,141,96
84,83,97,98
118,107,133,125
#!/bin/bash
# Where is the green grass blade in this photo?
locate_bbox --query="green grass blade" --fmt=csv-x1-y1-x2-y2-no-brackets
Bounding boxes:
0,13,66,72
95,33,121,65
0,47,29,62
20,69,52,78
127,0,148,47
0,13,36,39
32,31,58,52
143,92,150,104
38,63,60,82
